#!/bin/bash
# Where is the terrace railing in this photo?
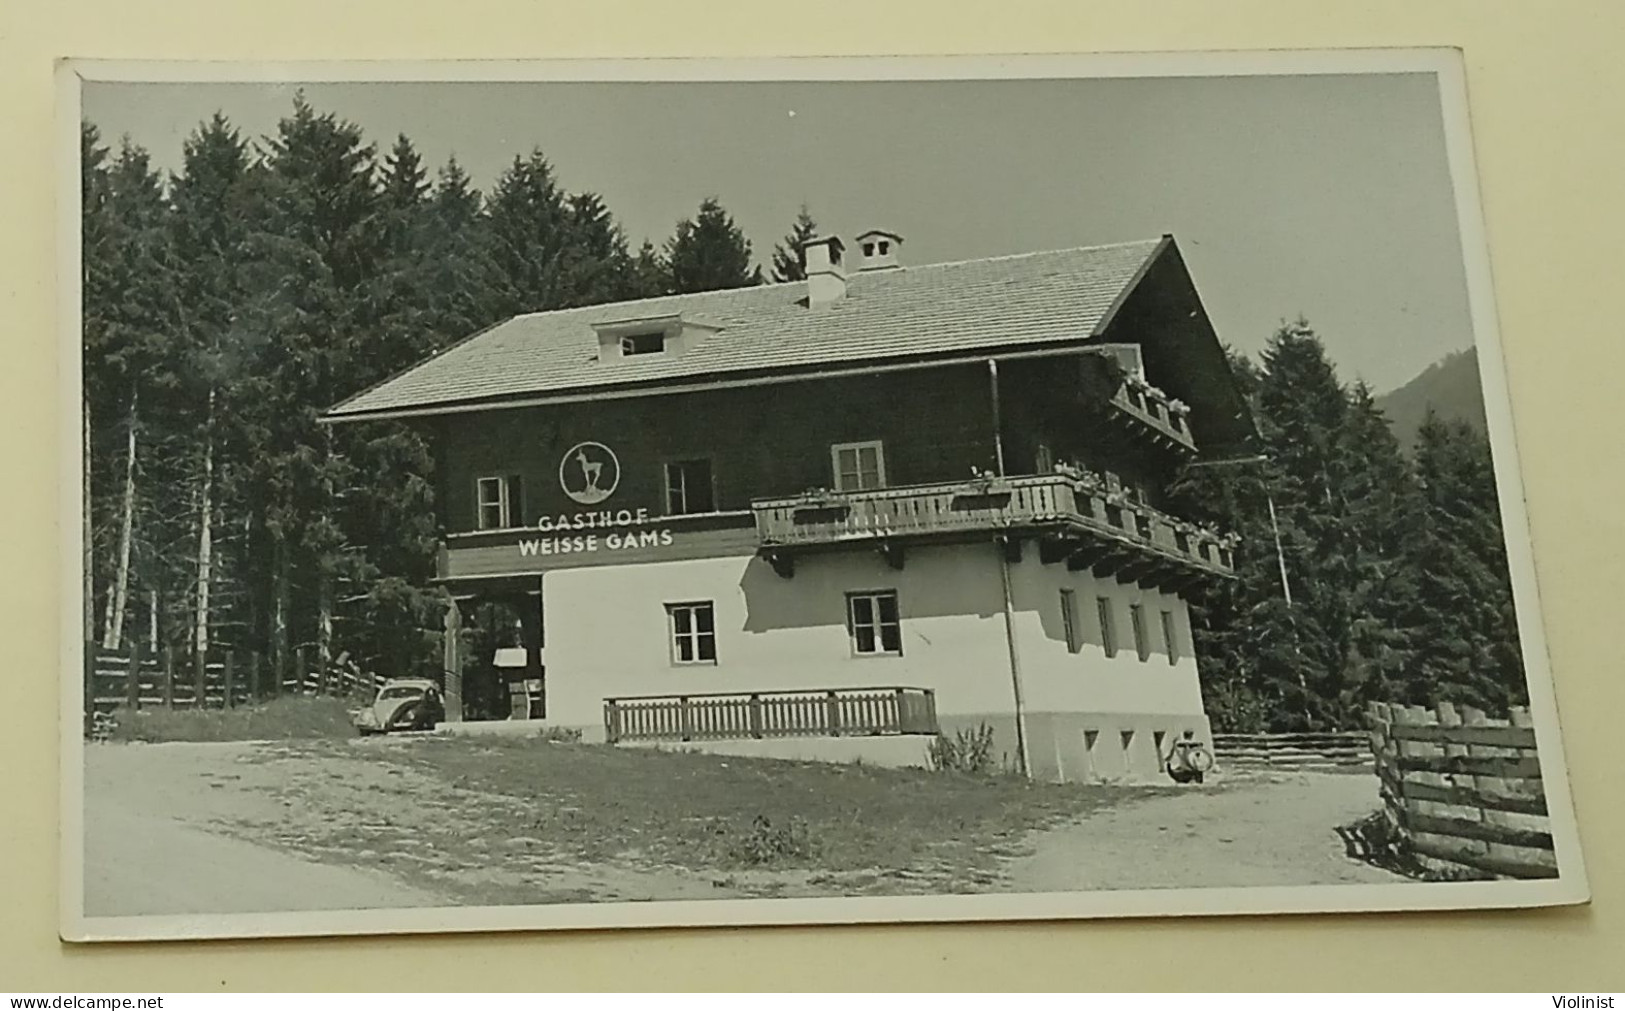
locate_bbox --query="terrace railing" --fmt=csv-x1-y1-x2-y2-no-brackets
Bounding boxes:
604,686,938,744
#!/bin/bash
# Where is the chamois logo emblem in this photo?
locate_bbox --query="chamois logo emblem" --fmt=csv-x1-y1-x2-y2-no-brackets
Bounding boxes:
559,441,620,505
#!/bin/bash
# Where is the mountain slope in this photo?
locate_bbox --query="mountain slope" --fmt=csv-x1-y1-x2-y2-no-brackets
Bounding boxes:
1375,347,1486,450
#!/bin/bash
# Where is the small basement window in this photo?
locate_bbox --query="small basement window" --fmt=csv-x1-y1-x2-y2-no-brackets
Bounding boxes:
619,331,667,356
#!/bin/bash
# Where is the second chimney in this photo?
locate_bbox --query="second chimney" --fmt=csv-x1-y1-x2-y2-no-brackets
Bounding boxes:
803,235,847,306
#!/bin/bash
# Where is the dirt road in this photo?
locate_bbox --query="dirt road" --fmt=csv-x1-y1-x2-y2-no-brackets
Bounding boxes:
82,742,446,917
80,740,1403,919
1008,769,1404,892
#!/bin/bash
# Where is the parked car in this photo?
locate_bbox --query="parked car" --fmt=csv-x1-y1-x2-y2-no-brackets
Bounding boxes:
351,678,445,735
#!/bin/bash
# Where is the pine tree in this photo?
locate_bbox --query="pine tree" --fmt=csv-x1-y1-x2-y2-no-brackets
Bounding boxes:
168,113,255,659
628,239,670,298
85,137,186,651
665,197,762,293
1335,381,1422,712
1407,413,1526,710
231,93,384,680
770,205,818,283
484,150,571,315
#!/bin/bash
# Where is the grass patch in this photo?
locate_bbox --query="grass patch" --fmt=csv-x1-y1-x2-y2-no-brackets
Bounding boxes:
381,736,1155,879
107,696,358,743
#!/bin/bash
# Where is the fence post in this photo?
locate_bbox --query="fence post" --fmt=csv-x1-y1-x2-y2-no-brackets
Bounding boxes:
605,700,620,744
193,651,206,709
223,652,236,709
892,688,907,734
295,645,308,695
679,696,693,742
247,652,261,703
749,694,764,739
826,690,841,737
162,646,174,708
83,642,96,738
126,640,143,711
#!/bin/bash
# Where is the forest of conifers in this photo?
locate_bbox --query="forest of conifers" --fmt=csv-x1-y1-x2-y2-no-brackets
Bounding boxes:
80,96,1529,733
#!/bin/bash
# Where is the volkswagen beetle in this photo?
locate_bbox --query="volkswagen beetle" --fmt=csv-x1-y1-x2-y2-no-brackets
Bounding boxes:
351,678,445,735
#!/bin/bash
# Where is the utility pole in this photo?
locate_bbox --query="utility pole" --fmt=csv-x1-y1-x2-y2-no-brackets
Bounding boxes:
1185,454,1291,607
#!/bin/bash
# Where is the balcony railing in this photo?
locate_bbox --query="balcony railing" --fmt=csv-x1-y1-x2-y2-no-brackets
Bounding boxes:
1109,378,1196,451
604,686,939,744
752,474,1235,581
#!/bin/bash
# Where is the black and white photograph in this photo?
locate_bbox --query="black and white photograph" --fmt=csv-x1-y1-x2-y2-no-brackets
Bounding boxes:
61,50,1589,942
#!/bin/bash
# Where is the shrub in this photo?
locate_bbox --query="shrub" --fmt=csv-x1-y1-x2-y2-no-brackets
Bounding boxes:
727,814,818,865
927,723,998,775
536,725,583,743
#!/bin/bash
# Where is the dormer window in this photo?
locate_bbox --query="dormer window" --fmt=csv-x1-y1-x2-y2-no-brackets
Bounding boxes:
592,313,722,363
862,242,876,256
619,332,667,357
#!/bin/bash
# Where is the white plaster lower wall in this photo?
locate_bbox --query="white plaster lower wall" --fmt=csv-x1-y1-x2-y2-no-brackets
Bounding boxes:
1003,550,1206,718
540,541,1209,750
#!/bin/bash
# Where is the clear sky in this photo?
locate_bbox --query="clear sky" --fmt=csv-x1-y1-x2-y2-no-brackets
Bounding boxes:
83,72,1474,393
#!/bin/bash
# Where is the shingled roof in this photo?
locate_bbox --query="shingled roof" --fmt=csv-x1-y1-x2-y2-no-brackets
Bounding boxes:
327,237,1169,420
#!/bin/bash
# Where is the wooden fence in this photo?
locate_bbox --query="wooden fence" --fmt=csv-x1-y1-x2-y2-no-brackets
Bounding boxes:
1212,732,1371,771
1367,701,1555,879
83,641,384,732
605,686,938,744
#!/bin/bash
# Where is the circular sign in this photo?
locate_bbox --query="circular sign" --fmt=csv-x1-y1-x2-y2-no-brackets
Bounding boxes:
559,441,621,505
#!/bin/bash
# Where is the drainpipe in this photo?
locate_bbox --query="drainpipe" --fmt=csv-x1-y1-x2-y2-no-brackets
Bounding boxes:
988,358,1031,779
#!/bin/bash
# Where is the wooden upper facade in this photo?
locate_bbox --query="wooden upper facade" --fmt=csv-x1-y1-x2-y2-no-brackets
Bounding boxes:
328,235,1254,591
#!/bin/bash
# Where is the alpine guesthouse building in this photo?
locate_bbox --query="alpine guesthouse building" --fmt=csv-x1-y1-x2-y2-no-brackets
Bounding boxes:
326,231,1254,782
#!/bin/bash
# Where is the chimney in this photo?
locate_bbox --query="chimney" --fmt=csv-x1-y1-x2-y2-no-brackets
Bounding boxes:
803,235,847,306
854,229,903,271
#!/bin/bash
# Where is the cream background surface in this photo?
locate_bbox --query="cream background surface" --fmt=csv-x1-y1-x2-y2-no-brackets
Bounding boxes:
4,0,1622,990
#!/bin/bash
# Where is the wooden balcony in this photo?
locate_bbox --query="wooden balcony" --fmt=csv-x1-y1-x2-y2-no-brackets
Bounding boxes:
752,474,1235,592
604,686,939,744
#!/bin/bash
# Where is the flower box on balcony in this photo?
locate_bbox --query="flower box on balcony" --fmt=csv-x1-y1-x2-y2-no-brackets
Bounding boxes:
789,490,852,525
952,476,1013,511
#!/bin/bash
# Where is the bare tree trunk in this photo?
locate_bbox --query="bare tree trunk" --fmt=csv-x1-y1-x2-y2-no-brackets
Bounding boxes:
193,387,216,657
316,580,333,694
148,588,158,654
101,387,138,651
82,401,94,644
272,535,289,691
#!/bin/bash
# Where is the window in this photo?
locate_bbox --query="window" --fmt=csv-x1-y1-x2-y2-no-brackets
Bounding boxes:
862,242,876,256
832,440,887,491
877,240,890,255
1059,589,1082,654
667,602,717,665
476,475,521,530
1130,603,1151,662
1097,596,1117,657
1161,610,1179,665
664,459,715,515
620,331,667,356
847,591,902,656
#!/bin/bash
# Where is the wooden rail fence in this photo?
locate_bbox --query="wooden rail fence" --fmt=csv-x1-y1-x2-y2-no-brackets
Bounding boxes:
1212,732,1370,771
83,641,385,733
1367,701,1555,879
605,686,938,744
